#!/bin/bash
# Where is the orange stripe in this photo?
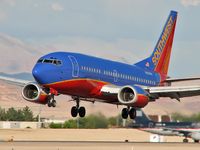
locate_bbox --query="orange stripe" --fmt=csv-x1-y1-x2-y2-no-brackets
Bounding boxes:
44,78,109,86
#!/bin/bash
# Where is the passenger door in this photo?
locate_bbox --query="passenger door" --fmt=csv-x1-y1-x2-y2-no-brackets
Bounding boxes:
113,70,118,82
68,55,79,77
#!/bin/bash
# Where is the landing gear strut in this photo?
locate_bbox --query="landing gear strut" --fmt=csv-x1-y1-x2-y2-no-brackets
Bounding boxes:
71,97,86,117
47,95,56,107
121,107,136,119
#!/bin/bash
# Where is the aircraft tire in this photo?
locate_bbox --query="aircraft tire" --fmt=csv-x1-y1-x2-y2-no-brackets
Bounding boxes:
194,140,199,143
79,107,86,117
183,138,189,143
47,102,52,107
129,108,136,119
122,108,129,119
52,100,56,107
71,106,78,117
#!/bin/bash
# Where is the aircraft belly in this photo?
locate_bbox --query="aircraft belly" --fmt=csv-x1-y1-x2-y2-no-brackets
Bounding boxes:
46,78,117,103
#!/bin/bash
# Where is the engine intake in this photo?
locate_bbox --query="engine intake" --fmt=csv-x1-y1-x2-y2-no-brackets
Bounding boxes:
118,85,149,107
22,82,50,104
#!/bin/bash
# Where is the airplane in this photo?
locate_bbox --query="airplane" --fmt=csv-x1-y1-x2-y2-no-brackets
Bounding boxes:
1,10,200,120
131,109,200,143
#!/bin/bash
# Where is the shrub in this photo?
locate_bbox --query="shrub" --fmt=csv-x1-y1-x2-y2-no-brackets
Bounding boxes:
49,122,63,128
63,119,77,128
172,112,200,122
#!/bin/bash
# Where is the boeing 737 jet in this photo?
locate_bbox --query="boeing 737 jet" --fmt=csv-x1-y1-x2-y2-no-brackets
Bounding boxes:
1,10,200,119
132,109,200,143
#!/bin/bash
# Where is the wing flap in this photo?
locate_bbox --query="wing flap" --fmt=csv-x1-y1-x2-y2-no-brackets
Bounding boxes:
148,86,200,100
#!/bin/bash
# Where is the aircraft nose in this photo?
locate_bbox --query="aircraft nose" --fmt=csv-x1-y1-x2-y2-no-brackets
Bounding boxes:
32,65,44,84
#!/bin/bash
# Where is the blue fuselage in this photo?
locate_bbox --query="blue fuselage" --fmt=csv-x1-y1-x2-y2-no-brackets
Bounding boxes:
32,52,161,88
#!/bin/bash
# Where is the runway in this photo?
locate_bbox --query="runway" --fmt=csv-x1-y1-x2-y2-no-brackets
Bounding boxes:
0,141,199,150
0,129,199,150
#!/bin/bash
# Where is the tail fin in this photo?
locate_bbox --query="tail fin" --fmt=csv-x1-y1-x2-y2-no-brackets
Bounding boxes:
134,108,154,126
135,10,177,76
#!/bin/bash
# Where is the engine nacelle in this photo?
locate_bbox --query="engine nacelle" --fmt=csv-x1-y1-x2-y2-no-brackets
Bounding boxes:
22,82,50,104
190,132,200,141
117,85,149,107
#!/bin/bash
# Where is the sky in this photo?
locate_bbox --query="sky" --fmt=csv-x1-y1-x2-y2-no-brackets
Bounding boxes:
0,0,200,77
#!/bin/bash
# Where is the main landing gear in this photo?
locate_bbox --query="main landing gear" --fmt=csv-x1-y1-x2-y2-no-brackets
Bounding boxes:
47,95,56,107
71,97,86,118
183,137,199,143
121,107,137,119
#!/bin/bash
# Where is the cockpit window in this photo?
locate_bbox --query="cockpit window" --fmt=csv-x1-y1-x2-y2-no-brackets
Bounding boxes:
37,59,43,63
43,59,53,63
37,58,62,66
54,60,62,65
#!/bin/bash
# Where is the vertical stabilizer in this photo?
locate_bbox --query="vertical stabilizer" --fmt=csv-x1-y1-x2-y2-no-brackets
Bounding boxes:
134,108,154,127
135,11,177,78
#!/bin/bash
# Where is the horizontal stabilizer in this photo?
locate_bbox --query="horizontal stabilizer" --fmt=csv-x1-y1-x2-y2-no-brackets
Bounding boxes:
165,77,200,83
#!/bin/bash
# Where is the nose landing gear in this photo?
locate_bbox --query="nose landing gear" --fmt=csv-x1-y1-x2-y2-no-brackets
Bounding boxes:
47,88,58,108
47,95,57,107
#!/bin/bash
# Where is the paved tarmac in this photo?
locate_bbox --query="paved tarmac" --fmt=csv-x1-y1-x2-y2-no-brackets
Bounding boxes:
0,141,200,150
0,129,199,150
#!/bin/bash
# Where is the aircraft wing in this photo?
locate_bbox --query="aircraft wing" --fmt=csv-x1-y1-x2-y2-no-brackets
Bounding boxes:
101,84,200,103
162,127,192,136
164,127,200,141
147,86,200,101
0,75,30,87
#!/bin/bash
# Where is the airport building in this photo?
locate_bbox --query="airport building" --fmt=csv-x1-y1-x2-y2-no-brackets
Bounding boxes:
0,121,41,129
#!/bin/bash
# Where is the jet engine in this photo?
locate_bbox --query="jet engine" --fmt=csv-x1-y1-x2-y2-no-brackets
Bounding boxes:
117,85,149,107
22,82,50,104
190,132,200,141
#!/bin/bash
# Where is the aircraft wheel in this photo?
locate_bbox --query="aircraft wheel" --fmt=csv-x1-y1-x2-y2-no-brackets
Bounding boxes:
47,102,52,107
71,106,78,117
129,108,136,119
51,100,56,107
194,140,199,143
183,138,189,143
122,108,129,119
79,107,86,117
